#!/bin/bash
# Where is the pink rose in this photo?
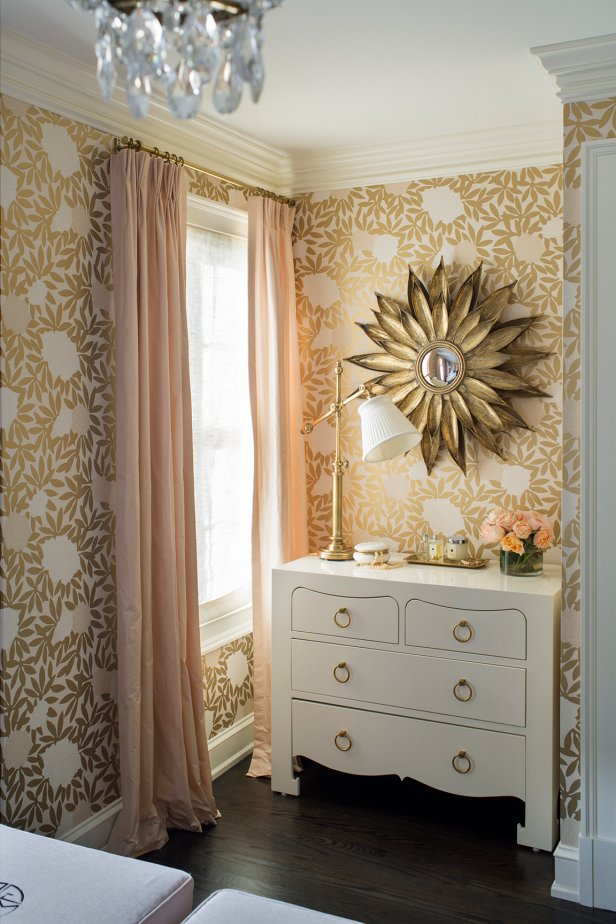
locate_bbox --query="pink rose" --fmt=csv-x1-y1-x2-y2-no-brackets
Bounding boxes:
496,510,517,531
513,519,532,540
485,506,507,526
501,532,524,555
527,511,553,532
533,527,554,550
480,522,506,543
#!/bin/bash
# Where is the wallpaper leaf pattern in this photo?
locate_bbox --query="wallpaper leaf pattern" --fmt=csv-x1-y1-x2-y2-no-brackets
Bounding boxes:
1,95,253,837
1,95,119,837
294,168,563,559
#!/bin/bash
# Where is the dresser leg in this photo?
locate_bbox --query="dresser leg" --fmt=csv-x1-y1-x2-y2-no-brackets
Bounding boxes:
271,771,300,797
516,802,558,852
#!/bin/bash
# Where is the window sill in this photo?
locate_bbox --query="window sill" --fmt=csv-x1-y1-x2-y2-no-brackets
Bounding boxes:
200,602,253,655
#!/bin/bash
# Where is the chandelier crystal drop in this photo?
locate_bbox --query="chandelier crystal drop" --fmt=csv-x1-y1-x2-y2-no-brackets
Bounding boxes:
67,0,283,119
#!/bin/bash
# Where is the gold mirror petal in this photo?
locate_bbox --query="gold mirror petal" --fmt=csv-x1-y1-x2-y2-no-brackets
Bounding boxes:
346,260,547,474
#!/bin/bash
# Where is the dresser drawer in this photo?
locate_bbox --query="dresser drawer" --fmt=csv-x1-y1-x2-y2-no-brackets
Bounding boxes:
291,639,526,727
292,587,398,644
405,599,526,659
292,700,525,800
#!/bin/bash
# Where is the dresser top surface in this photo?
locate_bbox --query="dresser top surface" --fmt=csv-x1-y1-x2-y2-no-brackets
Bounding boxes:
275,555,561,598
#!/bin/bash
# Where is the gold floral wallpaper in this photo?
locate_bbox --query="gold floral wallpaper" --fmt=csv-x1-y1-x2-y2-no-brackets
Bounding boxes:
0,94,252,837
560,97,616,847
293,167,563,558
202,635,254,739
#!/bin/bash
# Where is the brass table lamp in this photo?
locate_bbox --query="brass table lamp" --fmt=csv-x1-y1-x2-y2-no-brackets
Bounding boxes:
301,361,422,561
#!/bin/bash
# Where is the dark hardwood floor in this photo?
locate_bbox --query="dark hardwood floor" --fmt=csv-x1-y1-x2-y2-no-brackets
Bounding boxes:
143,757,615,923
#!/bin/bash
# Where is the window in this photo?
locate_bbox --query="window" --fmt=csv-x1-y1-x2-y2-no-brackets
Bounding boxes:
186,197,252,647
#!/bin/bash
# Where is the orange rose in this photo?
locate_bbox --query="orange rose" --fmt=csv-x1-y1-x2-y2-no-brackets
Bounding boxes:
501,532,524,555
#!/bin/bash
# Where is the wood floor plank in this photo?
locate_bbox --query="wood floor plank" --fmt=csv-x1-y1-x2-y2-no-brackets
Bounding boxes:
143,758,615,923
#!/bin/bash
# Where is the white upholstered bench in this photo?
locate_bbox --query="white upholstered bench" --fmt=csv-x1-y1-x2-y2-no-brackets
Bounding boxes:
0,825,359,924
186,890,361,923
0,824,193,923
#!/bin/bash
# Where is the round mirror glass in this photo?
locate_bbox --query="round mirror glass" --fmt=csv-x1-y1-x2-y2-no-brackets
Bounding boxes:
420,346,462,390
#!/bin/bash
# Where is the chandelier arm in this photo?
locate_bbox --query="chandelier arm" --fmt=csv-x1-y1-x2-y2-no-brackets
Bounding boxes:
108,1,246,16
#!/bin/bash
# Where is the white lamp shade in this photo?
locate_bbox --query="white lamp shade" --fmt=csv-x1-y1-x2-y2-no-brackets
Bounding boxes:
358,395,422,463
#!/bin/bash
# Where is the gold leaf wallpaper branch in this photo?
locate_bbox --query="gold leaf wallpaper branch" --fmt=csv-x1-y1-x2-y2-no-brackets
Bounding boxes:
0,94,253,837
294,168,563,561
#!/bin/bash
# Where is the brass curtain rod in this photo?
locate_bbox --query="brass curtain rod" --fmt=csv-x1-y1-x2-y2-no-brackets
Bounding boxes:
114,136,295,207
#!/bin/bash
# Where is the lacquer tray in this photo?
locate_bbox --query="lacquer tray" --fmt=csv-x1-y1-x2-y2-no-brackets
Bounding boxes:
404,553,488,569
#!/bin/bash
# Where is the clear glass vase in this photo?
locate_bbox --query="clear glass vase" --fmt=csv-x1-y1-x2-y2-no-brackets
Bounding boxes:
500,548,543,576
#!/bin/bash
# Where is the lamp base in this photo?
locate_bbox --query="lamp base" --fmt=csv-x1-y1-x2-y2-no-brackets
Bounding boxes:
319,542,354,561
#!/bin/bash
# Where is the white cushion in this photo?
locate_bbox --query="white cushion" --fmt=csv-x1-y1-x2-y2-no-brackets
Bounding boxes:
0,824,193,924
184,890,361,923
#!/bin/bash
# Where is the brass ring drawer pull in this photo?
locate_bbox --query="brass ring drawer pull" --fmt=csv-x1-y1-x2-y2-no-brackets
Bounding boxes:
333,661,351,683
453,678,473,702
452,619,473,643
335,730,352,751
452,750,472,774
333,607,351,629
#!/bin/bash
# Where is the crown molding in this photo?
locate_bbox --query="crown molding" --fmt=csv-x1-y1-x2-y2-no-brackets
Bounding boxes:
0,28,290,193
1,27,566,198
532,34,616,104
286,120,563,194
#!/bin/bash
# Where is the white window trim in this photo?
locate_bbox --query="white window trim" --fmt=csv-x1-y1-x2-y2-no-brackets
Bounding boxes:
187,195,248,238
187,195,252,653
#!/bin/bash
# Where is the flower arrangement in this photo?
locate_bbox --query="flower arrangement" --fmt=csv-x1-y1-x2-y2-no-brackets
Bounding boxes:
480,508,553,575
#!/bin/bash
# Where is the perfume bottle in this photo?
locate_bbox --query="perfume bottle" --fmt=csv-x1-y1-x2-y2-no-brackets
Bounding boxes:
417,532,430,561
429,535,444,562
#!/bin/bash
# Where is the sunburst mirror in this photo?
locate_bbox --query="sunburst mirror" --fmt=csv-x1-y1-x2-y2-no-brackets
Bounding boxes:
346,260,549,474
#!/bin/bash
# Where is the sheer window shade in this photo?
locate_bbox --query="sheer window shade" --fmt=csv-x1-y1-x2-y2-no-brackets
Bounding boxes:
186,206,252,615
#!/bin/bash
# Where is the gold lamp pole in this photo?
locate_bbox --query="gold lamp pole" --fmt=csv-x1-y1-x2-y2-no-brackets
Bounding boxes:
301,362,370,561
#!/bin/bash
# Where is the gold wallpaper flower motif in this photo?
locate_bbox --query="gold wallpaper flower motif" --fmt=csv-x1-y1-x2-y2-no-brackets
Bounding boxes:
294,167,563,560
1,95,119,836
559,97,616,845
0,95,251,836
201,635,254,739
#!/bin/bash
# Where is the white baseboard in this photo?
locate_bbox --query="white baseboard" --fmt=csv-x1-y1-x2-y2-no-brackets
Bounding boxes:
56,715,253,849
60,798,123,849
551,841,580,903
579,835,616,912
209,712,254,781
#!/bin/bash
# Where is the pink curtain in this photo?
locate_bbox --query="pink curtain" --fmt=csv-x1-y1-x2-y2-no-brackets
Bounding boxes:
247,195,308,778
107,149,217,857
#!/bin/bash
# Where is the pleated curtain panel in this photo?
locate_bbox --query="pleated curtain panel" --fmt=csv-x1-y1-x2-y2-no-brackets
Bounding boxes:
246,194,309,778
107,148,218,857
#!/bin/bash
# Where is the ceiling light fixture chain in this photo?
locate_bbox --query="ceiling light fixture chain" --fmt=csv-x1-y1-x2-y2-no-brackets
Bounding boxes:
66,0,284,119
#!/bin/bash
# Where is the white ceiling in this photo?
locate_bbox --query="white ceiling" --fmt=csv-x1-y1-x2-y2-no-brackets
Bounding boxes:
2,0,616,155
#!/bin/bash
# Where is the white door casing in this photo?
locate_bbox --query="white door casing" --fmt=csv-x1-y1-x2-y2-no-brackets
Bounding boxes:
580,136,616,913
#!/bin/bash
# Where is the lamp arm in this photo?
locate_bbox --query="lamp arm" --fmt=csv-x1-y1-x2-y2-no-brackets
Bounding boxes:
300,383,370,434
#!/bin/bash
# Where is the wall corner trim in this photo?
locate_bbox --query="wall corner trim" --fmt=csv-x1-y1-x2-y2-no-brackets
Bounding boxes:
59,798,123,849
551,841,580,903
532,34,616,104
209,712,254,781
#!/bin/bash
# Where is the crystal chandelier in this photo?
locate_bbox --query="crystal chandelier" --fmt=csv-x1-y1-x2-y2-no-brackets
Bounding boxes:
67,0,283,119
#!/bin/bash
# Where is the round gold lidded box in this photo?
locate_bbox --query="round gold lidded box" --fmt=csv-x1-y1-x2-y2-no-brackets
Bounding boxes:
353,541,390,565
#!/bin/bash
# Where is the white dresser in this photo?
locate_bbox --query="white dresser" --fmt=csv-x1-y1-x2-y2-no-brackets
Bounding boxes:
271,556,561,852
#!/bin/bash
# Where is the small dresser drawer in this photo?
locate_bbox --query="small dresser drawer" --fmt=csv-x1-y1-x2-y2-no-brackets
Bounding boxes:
292,587,398,644
405,599,526,659
291,639,526,727
292,700,525,800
